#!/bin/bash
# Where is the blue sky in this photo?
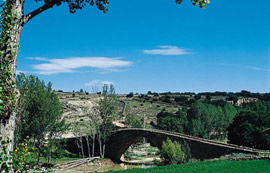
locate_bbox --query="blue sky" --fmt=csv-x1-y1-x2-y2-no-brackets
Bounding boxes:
17,0,270,94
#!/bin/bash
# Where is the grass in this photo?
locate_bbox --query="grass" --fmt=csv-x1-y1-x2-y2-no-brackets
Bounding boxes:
53,155,80,164
107,159,270,173
40,150,80,165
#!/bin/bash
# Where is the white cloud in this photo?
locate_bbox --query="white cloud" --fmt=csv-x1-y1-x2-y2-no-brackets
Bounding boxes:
85,80,114,87
142,45,191,55
31,57,132,75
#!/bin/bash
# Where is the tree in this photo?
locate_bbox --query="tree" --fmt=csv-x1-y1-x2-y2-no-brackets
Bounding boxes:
186,101,237,139
228,101,270,149
160,138,185,165
80,89,84,93
174,96,188,103
15,73,68,163
85,106,100,157
96,84,119,158
156,109,187,134
126,92,134,98
0,0,210,155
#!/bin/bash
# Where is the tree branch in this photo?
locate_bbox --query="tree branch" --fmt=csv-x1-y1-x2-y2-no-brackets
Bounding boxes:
23,1,57,25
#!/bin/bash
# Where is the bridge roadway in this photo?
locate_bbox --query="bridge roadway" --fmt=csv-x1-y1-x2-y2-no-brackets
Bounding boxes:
105,128,261,162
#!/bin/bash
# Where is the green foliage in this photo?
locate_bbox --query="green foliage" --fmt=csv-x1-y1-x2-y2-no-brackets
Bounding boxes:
126,114,142,128
174,96,188,103
98,84,119,140
15,73,69,163
160,138,185,165
126,92,134,98
0,1,17,118
228,101,270,149
186,101,238,139
1,138,36,172
0,137,14,172
176,0,210,8
42,139,67,163
124,150,132,161
96,84,120,157
156,109,187,134
13,139,37,171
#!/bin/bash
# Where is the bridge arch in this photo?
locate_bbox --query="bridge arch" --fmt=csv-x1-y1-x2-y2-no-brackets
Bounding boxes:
105,128,260,162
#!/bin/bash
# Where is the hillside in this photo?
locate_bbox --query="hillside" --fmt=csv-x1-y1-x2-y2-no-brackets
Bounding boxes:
56,91,266,137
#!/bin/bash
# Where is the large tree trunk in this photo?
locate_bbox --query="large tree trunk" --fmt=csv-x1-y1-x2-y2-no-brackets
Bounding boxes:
0,0,24,152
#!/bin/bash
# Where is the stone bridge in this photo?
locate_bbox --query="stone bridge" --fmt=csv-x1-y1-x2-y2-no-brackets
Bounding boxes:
105,128,260,162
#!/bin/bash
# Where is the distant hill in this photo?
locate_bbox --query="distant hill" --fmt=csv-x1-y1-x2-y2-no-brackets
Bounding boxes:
56,90,269,137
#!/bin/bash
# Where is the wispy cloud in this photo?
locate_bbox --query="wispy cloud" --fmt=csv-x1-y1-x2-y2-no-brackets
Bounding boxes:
85,80,114,87
142,45,191,55
31,57,132,75
245,66,270,72
219,63,270,72
28,57,49,61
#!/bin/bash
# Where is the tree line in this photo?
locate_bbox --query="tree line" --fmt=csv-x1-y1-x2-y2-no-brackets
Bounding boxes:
155,100,270,150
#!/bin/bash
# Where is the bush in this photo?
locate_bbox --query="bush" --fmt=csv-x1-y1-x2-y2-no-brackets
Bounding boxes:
194,95,201,100
174,96,188,103
160,138,185,165
126,92,134,98
126,114,142,128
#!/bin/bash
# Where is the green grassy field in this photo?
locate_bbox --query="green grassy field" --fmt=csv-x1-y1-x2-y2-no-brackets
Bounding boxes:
108,159,270,173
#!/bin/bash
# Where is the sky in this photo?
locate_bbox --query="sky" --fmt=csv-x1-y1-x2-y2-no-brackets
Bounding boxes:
17,0,270,94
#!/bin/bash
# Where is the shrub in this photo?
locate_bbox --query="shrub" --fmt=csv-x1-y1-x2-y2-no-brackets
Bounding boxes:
160,138,185,165
194,95,201,100
126,114,142,128
174,96,188,103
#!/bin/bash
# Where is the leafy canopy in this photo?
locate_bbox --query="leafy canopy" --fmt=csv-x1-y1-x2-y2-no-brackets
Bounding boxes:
31,0,210,15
